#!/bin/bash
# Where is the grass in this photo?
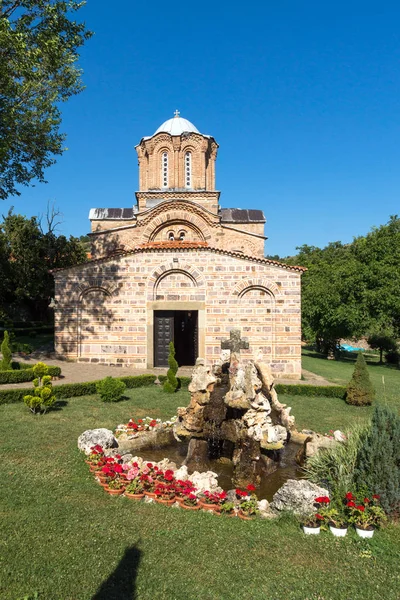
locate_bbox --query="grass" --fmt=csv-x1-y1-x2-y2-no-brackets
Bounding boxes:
1,386,400,600
281,348,400,433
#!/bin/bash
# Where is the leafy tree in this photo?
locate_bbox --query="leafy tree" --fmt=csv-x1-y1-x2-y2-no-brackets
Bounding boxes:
163,341,179,393
0,1,92,199
0,330,12,370
0,208,87,319
367,330,397,364
345,353,375,406
287,216,400,354
354,404,400,516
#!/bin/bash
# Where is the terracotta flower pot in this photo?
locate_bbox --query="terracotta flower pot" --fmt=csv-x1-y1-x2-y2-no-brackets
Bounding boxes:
180,502,200,510
199,501,220,511
238,510,256,521
105,487,125,496
156,497,176,506
100,481,110,488
89,464,100,472
124,492,145,500
144,491,157,499
221,511,236,518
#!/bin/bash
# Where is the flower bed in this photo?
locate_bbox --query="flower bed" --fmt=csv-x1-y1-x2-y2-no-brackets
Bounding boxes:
114,415,177,438
82,435,266,521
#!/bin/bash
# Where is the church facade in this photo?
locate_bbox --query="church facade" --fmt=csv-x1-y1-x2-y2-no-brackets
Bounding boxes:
53,113,305,378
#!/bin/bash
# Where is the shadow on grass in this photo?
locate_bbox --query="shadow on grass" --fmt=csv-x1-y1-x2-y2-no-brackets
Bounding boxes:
92,544,141,600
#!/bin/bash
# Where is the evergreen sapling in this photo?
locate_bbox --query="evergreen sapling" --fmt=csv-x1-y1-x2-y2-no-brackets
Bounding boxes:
345,353,375,406
163,341,179,393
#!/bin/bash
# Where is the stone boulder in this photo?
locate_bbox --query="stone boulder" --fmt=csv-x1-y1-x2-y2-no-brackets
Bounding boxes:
189,470,221,494
296,433,338,465
271,479,329,516
77,428,117,454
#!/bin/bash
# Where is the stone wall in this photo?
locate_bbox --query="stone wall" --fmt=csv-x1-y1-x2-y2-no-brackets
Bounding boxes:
54,247,302,378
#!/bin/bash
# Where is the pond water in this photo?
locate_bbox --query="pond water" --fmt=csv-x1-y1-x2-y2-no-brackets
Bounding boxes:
134,438,303,502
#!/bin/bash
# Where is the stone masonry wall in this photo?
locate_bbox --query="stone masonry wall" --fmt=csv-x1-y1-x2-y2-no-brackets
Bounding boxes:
54,248,302,379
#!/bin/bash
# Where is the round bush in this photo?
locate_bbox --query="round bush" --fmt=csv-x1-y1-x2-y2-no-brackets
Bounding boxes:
96,376,126,402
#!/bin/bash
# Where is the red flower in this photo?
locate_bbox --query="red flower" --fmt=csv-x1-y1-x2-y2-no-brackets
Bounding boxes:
356,505,365,512
372,494,380,500
146,463,154,469
138,419,143,424
219,491,227,500
247,484,256,492
149,420,157,427
113,464,123,474
315,496,330,504
345,492,354,500
315,513,323,520
189,493,197,501
347,501,356,508
364,497,370,504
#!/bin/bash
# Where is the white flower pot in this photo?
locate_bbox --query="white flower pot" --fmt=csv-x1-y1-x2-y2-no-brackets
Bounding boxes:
329,525,348,537
303,525,320,535
355,526,374,538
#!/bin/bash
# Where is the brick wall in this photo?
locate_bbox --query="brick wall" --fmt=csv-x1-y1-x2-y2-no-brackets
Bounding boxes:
54,248,302,378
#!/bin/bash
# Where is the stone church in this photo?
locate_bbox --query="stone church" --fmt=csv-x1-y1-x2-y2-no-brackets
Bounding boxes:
54,112,305,378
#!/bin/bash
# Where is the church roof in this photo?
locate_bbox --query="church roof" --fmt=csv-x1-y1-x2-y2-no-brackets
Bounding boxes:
52,243,306,273
154,114,200,136
221,208,265,223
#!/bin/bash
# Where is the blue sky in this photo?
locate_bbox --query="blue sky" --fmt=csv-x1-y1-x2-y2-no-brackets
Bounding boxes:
5,1,400,257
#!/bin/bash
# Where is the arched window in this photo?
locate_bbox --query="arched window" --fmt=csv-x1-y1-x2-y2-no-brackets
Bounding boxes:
168,231,175,241
185,152,191,188
162,152,168,188
179,230,186,241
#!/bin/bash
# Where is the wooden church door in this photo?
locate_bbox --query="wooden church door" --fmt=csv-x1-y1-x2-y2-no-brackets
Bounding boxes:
154,311,174,367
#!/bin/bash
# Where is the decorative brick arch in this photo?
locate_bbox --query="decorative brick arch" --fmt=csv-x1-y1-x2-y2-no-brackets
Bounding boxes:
141,209,213,242
74,279,121,301
233,279,281,298
148,263,205,301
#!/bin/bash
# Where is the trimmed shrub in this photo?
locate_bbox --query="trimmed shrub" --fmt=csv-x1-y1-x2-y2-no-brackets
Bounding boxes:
24,377,56,414
23,365,56,414
119,374,157,388
385,350,400,366
163,342,179,393
0,364,61,385
345,353,375,406
354,404,400,516
275,383,346,398
158,374,191,388
96,376,126,402
0,374,155,405
0,331,12,371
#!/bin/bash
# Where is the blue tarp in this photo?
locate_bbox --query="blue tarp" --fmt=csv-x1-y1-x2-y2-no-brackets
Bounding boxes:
340,344,365,352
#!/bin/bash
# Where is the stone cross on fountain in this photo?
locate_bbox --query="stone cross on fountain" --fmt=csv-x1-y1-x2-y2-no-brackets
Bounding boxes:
221,329,249,355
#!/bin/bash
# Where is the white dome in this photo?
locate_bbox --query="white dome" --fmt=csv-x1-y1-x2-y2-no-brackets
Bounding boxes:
154,113,200,136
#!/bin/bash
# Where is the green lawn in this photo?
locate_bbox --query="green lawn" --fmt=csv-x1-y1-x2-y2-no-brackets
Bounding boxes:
1,386,400,600
281,349,400,434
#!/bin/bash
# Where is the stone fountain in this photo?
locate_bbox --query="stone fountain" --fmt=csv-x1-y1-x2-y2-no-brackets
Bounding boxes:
174,330,296,487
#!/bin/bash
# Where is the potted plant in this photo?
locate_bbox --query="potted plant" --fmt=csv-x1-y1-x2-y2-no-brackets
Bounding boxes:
323,508,348,537
199,490,226,512
105,478,126,496
346,494,386,538
141,474,157,498
235,485,259,520
219,501,236,517
155,483,176,506
124,478,145,500
180,492,200,510
301,513,323,535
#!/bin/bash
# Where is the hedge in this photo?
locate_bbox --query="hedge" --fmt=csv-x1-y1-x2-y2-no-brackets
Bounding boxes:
157,376,346,398
275,383,346,398
0,365,62,385
0,374,157,405
157,375,191,388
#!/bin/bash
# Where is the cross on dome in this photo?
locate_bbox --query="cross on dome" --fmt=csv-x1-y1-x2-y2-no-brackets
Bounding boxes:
174,109,180,118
